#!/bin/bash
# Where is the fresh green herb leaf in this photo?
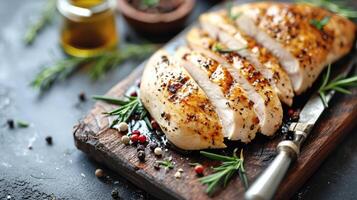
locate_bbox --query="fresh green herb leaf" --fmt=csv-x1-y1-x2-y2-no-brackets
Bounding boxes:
226,1,241,21
297,0,357,19
17,120,30,128
93,95,149,128
24,0,56,45
212,43,246,54
31,44,157,92
310,16,330,30
318,64,357,107
199,149,248,196
156,159,174,170
141,0,160,7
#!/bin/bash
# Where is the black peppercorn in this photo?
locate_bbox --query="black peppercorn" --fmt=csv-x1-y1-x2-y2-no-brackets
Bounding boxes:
153,162,160,170
7,119,14,129
137,144,145,152
45,136,53,145
111,188,120,199
137,150,145,162
78,92,86,102
148,142,158,151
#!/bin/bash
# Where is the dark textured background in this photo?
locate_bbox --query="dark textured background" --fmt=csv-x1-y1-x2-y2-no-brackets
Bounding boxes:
0,0,356,199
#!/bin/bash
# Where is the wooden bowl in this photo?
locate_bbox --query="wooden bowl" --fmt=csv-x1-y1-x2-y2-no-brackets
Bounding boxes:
117,0,195,37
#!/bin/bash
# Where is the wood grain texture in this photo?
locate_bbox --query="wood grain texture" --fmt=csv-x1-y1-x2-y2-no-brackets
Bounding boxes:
73,53,357,200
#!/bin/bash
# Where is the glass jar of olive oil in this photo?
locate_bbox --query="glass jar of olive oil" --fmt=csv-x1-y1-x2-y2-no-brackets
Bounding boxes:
57,0,118,57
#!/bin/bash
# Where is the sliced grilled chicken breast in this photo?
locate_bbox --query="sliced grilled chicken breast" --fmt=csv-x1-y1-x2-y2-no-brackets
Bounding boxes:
175,47,259,142
233,2,356,94
186,29,283,136
140,50,226,150
199,12,294,105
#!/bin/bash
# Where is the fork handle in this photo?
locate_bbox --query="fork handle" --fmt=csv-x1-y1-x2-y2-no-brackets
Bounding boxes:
244,141,299,200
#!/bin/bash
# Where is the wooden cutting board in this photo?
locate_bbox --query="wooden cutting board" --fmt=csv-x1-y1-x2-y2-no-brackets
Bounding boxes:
73,2,357,199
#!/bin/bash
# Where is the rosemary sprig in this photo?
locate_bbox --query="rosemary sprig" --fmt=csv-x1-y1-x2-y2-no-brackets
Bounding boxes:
199,149,248,196
226,1,241,21
156,159,174,170
17,120,30,128
93,95,150,128
310,16,331,30
212,43,246,54
24,0,56,45
318,64,357,107
31,44,157,92
297,0,357,19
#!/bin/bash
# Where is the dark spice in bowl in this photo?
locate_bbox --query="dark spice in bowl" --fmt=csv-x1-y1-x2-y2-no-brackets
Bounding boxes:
127,0,184,13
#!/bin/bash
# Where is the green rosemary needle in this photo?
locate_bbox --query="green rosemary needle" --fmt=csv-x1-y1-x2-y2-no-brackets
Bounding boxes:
297,0,357,19
31,44,157,92
24,0,57,45
93,95,150,128
310,16,331,30
156,159,175,170
318,64,357,107
199,149,248,196
212,43,246,54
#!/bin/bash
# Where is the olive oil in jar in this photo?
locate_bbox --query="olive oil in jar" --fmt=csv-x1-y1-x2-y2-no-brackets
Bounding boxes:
58,0,118,57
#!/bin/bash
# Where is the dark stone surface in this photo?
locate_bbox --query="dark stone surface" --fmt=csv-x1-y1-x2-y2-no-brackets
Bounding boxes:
0,0,356,199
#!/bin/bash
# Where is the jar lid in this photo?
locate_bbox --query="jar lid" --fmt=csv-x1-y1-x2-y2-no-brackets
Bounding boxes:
57,0,116,20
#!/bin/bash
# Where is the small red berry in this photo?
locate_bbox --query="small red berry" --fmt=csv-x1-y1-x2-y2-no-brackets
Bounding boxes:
138,135,147,144
132,130,141,135
151,120,159,130
287,109,294,117
130,134,139,143
130,91,137,97
194,165,204,175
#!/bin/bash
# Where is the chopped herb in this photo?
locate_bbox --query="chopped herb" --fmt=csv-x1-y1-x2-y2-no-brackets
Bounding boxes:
318,64,357,107
199,149,248,196
93,95,151,128
156,159,174,170
31,44,157,92
17,120,30,128
24,0,56,45
297,0,357,19
310,16,330,30
141,0,160,7
212,43,246,53
226,1,241,21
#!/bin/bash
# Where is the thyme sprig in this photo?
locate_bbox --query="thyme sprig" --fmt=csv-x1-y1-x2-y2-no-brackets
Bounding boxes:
310,16,331,30
24,0,56,45
156,159,175,170
297,0,357,19
199,149,248,196
31,44,157,92
318,64,357,107
93,95,149,128
212,43,246,54
226,1,241,21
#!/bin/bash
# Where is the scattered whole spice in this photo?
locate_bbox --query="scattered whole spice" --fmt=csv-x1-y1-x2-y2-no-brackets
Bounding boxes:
78,92,86,102
17,120,29,128
138,135,147,144
174,171,182,179
154,147,163,156
150,120,159,130
45,136,53,145
28,145,33,150
95,168,105,178
111,188,120,199
153,162,161,170
118,122,128,132
7,119,14,129
194,165,204,175
130,134,139,143
137,144,145,152
137,150,146,162
121,135,130,145
130,91,138,97
148,142,158,151
178,168,184,173
132,130,141,135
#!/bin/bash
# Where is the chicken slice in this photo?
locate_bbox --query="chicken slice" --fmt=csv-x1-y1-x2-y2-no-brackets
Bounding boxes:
175,47,259,142
140,50,225,150
199,12,294,106
232,2,356,94
186,29,283,136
